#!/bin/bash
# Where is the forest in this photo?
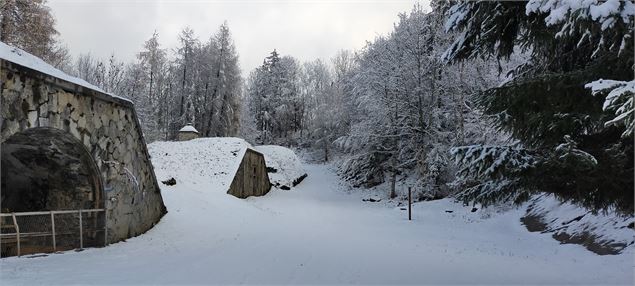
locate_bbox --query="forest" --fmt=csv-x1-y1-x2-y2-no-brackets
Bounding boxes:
2,0,633,214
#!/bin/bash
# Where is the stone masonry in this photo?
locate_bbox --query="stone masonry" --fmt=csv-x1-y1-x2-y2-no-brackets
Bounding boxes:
0,59,167,243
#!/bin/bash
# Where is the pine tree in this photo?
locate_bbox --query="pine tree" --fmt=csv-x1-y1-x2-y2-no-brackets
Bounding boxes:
445,0,634,212
245,50,304,145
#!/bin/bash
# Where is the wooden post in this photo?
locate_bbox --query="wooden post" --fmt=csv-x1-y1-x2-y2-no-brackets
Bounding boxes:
50,212,56,252
12,214,20,257
408,187,412,221
79,210,83,249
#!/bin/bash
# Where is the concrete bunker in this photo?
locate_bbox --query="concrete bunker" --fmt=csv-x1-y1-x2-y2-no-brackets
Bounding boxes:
148,138,272,199
228,149,271,198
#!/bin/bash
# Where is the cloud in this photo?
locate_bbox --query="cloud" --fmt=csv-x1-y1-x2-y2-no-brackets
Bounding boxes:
48,0,428,73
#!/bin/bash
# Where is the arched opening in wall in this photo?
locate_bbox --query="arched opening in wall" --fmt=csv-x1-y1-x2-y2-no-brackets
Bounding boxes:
1,128,105,257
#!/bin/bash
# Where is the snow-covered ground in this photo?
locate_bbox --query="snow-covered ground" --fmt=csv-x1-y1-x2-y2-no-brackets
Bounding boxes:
524,193,634,254
1,143,633,284
255,145,307,188
148,138,253,192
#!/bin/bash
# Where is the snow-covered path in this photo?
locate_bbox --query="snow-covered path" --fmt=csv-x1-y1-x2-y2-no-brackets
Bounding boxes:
1,163,633,285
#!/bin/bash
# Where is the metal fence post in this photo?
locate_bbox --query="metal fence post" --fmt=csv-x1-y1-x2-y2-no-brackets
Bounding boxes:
50,212,56,252
408,187,412,221
12,214,20,257
78,210,83,249
103,209,108,246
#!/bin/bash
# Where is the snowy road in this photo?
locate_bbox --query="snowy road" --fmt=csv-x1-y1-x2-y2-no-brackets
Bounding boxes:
1,163,633,285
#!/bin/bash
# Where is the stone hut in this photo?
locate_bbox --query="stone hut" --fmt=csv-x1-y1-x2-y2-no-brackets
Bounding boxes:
178,124,199,141
0,43,166,257
148,138,271,199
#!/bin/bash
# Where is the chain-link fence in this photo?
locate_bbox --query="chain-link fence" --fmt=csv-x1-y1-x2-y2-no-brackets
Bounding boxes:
0,209,106,257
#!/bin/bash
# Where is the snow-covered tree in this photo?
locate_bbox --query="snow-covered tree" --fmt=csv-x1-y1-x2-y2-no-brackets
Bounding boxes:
173,27,199,134
585,79,635,139
68,24,243,142
445,0,634,212
245,50,304,145
332,4,503,199
0,0,70,68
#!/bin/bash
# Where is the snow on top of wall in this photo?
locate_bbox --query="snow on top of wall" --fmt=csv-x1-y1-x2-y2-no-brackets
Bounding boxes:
255,145,306,188
0,41,131,103
179,125,199,133
148,138,252,191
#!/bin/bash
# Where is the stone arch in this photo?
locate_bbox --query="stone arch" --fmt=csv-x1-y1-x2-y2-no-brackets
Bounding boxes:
1,127,104,212
2,58,166,246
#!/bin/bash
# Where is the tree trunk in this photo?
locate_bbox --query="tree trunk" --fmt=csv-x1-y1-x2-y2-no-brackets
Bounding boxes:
458,63,465,144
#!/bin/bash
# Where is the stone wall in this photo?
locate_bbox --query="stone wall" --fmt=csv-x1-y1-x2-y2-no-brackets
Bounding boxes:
0,59,166,243
178,131,199,141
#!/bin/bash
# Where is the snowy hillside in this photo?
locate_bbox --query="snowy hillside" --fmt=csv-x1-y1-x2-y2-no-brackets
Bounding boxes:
147,138,308,194
148,138,252,191
255,145,307,189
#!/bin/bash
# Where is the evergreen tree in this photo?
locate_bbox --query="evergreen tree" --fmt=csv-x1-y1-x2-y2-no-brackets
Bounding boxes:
245,50,303,145
445,0,634,212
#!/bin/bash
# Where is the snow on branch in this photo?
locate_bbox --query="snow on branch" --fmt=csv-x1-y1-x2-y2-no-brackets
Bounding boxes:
554,135,598,170
451,145,534,180
450,145,535,206
585,79,634,138
526,0,634,29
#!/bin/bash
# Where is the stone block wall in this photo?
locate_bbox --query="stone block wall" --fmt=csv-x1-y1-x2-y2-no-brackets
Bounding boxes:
1,59,166,243
178,131,199,141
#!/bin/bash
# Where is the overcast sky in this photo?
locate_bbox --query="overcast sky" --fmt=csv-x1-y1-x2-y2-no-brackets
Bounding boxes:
48,0,428,75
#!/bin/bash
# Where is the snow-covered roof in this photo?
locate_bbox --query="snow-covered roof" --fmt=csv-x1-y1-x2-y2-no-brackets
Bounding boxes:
0,41,131,103
148,138,253,191
179,125,199,133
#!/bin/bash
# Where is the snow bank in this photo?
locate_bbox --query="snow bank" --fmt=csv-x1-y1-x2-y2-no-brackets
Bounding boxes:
148,138,252,191
0,41,131,103
255,145,307,189
522,194,634,255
